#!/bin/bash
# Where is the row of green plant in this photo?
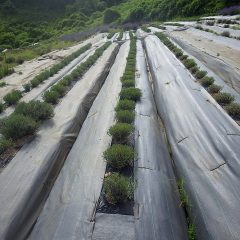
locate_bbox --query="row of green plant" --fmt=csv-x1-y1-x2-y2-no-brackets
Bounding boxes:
195,25,240,40
103,37,142,205
0,100,54,154
156,32,240,121
43,42,111,105
117,32,124,41
0,43,92,113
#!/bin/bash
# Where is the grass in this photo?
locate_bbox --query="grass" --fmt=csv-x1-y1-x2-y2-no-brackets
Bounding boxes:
120,87,142,102
213,92,235,105
225,103,240,120
14,101,54,121
104,144,134,169
3,90,22,106
108,123,133,143
103,173,133,204
0,114,38,140
116,110,135,124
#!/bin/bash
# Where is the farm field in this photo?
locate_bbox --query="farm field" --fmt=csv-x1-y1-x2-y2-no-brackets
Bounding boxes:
0,14,240,240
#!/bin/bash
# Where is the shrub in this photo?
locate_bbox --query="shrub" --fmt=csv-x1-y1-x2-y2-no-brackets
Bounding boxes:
30,78,41,88
200,76,214,87
3,90,22,106
14,101,54,121
184,59,197,69
120,87,142,102
115,100,136,111
0,102,4,113
195,70,207,79
1,114,38,140
104,173,133,204
208,84,222,94
108,123,133,142
122,80,135,88
23,83,31,92
43,90,60,104
179,55,188,61
213,92,234,105
221,31,230,37
190,66,199,74
51,84,66,97
16,57,24,65
116,110,135,124
174,49,183,58
104,144,134,169
0,138,12,155
225,103,240,120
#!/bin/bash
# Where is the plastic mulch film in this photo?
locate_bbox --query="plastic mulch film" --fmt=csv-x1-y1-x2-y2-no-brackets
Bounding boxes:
28,41,130,240
134,40,188,240
0,43,119,240
144,34,240,240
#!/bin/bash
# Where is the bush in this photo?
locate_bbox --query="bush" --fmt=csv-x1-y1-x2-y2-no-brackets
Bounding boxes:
108,123,133,143
208,84,222,94
30,78,41,88
104,173,133,204
104,144,134,169
115,100,136,111
14,100,54,121
51,84,66,97
122,80,135,88
3,90,22,106
184,59,197,69
120,87,141,102
0,138,12,155
200,76,214,87
116,110,135,124
174,49,183,58
23,83,31,92
195,70,207,79
1,114,38,140
213,92,234,105
190,66,199,74
221,31,230,37
43,90,60,104
225,103,240,120
0,102,4,113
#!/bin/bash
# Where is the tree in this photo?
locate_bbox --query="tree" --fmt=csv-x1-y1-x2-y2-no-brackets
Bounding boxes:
103,9,120,24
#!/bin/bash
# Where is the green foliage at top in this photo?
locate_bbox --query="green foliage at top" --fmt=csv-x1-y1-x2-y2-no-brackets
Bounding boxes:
104,9,121,23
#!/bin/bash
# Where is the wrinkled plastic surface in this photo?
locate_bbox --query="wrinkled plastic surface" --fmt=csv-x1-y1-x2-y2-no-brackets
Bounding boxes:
134,40,188,240
0,43,119,240
144,35,240,240
28,42,130,240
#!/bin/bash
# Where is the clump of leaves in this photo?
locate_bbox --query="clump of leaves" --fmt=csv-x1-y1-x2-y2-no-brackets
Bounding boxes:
195,70,207,79
104,144,134,169
213,92,234,105
184,59,197,69
108,123,133,143
104,173,133,204
225,103,240,120
120,87,142,102
0,114,38,140
115,100,136,111
43,90,60,104
116,110,135,124
3,90,22,106
14,100,54,121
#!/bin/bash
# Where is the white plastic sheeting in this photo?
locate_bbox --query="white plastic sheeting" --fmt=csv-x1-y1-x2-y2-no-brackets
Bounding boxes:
144,35,240,240
0,43,119,240
28,41,130,240
134,40,188,240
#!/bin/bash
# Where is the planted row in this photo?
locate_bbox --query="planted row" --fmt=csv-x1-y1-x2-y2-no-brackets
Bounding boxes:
103,38,142,204
107,32,115,39
156,32,240,121
43,42,111,105
117,32,124,41
0,100,54,154
0,44,92,110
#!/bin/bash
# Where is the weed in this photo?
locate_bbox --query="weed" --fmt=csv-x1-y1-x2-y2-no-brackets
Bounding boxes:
104,144,134,169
